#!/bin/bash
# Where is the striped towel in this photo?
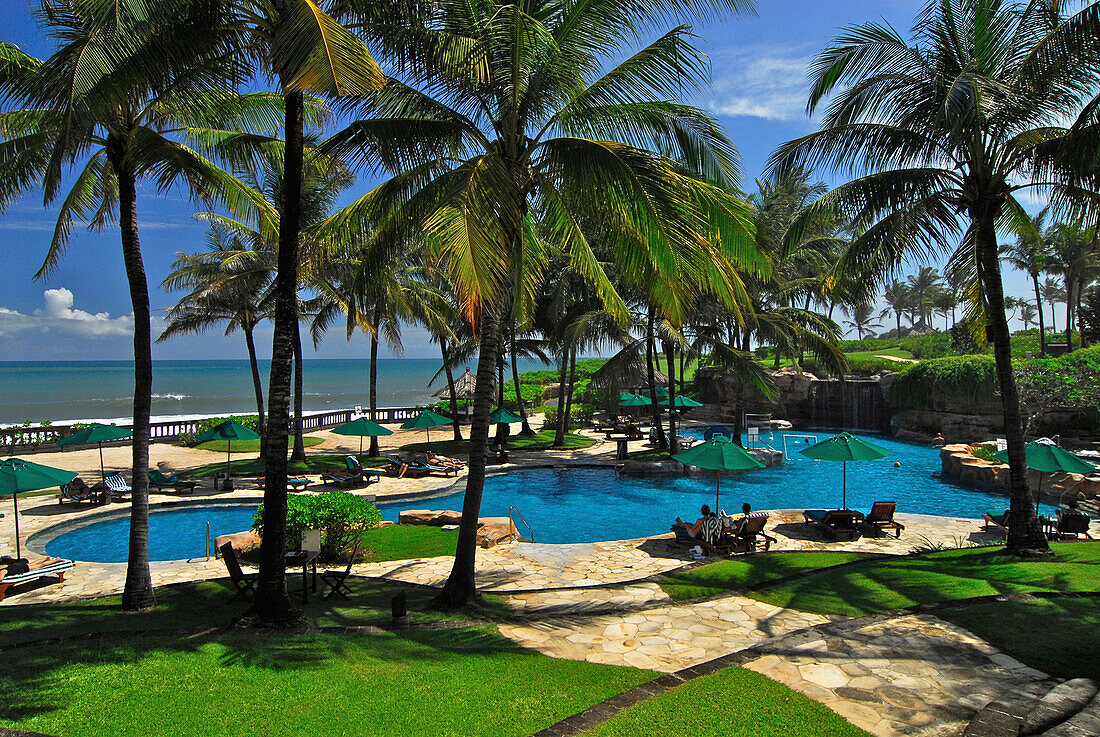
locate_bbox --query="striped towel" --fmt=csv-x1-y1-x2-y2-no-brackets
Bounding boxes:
3,559,74,584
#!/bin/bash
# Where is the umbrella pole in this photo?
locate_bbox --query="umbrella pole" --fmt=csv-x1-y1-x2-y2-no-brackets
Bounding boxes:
227,440,232,478
359,436,364,460
715,470,721,512
12,492,20,560
99,442,106,482
1036,472,1043,515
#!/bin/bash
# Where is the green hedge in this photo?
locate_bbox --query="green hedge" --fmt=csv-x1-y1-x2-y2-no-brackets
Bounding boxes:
846,355,907,374
542,403,594,431
253,490,381,562
888,355,999,411
518,357,607,386
837,337,900,353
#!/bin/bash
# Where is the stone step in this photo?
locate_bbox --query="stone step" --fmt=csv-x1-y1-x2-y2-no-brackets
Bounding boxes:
1022,679,1099,736
1036,688,1100,737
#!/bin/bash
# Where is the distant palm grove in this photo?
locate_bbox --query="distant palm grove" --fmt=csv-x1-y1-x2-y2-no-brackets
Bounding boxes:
2,0,1100,621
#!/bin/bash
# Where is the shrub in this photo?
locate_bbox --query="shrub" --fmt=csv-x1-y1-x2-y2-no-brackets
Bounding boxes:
542,403,593,431
969,444,998,462
837,337,899,353
253,490,381,562
899,331,956,359
845,355,904,375
888,355,999,411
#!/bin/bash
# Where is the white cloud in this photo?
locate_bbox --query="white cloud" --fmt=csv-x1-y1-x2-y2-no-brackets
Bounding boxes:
0,288,134,338
705,44,818,122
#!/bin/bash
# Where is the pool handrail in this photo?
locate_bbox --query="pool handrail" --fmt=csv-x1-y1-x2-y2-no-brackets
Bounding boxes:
509,505,534,543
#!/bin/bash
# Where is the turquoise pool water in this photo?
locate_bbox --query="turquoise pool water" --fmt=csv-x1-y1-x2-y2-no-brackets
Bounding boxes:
41,431,1041,561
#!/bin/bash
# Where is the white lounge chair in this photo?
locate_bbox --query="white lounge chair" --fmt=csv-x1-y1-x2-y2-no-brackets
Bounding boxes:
0,559,75,601
105,473,131,499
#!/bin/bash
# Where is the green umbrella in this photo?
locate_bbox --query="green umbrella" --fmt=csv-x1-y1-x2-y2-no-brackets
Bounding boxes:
620,394,653,407
57,423,132,482
619,391,638,403
664,395,704,408
490,407,523,424
332,417,394,458
194,420,261,477
0,458,77,559
800,432,890,509
673,436,766,511
400,410,454,446
994,438,1096,513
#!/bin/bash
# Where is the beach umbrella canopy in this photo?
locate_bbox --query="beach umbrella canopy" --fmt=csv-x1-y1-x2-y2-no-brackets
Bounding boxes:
332,418,394,457
995,438,1095,513
664,395,704,408
619,391,638,403
57,423,131,481
194,420,261,477
673,436,765,511
490,407,523,424
620,393,652,407
400,410,454,446
0,458,77,559
800,432,890,509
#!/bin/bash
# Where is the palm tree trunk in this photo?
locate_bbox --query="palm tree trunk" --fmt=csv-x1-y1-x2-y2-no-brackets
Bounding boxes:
115,159,155,612
510,327,534,436
247,86,303,626
441,338,463,441
1032,274,1046,355
1049,299,1057,333
646,307,667,449
665,341,678,454
496,348,507,450
290,320,305,462
553,347,569,446
245,326,266,457
1065,278,1074,350
563,347,578,436
434,302,502,609
678,348,686,394
368,327,380,456
1078,278,1087,348
974,209,1049,555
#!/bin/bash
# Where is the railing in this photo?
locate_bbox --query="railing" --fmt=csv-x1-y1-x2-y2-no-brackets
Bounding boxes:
509,505,534,543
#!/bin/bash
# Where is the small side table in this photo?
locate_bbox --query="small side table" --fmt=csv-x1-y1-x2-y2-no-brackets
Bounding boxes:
285,550,319,603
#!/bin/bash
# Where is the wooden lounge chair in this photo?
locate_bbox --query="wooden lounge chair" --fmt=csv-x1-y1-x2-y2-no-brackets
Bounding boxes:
105,473,132,500
219,542,257,602
733,512,777,551
670,517,730,555
58,480,97,505
1047,511,1093,540
803,509,865,540
863,501,905,538
0,558,74,601
319,540,361,600
322,456,379,487
982,510,1010,535
148,470,200,493
384,455,431,478
252,476,312,491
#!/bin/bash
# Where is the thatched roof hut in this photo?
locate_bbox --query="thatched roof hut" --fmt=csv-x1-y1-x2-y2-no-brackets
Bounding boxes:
432,367,484,400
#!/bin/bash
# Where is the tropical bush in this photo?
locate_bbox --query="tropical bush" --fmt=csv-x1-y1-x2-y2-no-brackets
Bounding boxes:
899,331,955,359
888,356,999,411
837,337,899,353
502,383,545,409
542,403,594,431
518,357,608,386
970,444,999,463
253,490,381,562
1016,346,1100,428
845,355,904,375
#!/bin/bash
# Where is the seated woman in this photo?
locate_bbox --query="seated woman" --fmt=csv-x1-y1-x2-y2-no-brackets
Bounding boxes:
674,505,719,541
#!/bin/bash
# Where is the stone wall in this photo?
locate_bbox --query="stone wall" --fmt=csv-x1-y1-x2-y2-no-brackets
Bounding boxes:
939,443,1100,499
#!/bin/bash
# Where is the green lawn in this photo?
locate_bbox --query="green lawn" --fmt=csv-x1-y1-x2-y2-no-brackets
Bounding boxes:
1,627,657,737
582,666,871,737
751,544,1100,617
183,452,388,478
843,347,915,360
195,436,324,453
360,524,459,562
402,428,594,454
658,552,871,600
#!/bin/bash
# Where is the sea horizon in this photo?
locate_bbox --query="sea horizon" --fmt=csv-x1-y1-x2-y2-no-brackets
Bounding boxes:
0,357,551,427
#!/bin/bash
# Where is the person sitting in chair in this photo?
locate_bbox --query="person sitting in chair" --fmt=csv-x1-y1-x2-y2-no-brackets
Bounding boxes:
675,505,716,540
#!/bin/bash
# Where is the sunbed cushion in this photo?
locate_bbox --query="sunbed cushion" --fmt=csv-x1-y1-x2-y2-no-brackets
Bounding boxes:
804,509,829,524
2,559,74,584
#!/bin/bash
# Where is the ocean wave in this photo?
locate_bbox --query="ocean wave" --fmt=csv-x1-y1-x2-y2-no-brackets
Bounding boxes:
152,393,190,401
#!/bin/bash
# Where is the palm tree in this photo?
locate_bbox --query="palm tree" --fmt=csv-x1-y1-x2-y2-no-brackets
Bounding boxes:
160,224,274,449
0,0,278,609
879,281,910,339
329,0,760,607
1048,221,1100,349
1040,276,1065,334
1004,208,1051,354
932,288,957,332
843,303,882,340
1018,301,1038,331
773,0,1100,555
906,267,942,329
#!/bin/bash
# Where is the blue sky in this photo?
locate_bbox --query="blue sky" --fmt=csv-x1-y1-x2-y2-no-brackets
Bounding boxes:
0,0,1038,361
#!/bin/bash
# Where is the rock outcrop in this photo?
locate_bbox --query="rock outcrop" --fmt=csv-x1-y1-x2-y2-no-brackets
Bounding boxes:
214,530,261,557
397,509,519,547
940,442,1100,498
399,509,463,526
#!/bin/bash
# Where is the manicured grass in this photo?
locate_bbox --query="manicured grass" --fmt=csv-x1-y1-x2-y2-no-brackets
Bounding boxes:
0,578,505,648
195,436,324,453
658,552,871,600
1,627,658,737
582,665,872,737
183,453,388,478
843,347,915,360
362,524,459,562
627,447,673,461
937,596,1100,680
751,543,1100,617
402,429,594,454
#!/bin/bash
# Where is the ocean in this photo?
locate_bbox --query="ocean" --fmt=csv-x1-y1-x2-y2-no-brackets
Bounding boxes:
0,358,548,426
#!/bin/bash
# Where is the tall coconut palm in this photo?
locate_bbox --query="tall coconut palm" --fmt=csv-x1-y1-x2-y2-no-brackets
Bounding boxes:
906,267,942,329
843,302,881,340
1040,275,1066,334
772,0,1100,555
0,0,280,609
329,0,760,607
1048,221,1100,349
1004,208,1051,354
1018,300,1038,331
160,223,275,449
879,281,911,338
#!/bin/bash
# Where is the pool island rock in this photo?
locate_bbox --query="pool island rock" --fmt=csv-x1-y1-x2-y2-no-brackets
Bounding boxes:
940,442,1100,499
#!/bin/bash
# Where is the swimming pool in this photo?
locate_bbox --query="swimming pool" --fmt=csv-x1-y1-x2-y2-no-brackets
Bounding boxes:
39,430,1039,561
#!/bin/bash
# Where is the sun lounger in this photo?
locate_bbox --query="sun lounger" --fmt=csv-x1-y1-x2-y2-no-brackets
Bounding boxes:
863,501,905,538
671,517,730,555
733,512,777,551
803,509,865,540
219,542,257,602
253,476,312,491
319,540,361,600
0,559,74,601
1046,512,1093,540
320,456,380,487
982,510,1010,535
104,473,132,500
58,481,97,505
384,454,431,478
148,470,200,493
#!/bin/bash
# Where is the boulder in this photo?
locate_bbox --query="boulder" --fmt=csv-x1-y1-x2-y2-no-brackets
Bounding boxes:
477,517,519,547
214,530,261,558
398,509,463,526
543,382,562,400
